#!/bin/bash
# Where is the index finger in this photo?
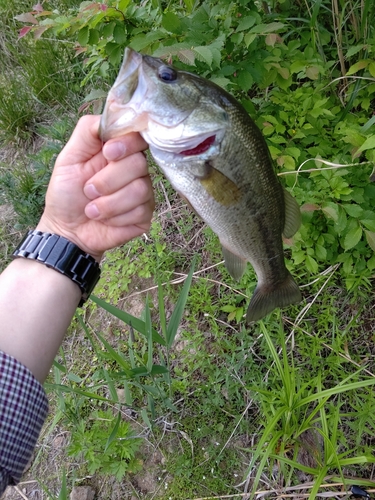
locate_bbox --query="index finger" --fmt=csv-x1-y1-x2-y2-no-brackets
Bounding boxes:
56,115,102,166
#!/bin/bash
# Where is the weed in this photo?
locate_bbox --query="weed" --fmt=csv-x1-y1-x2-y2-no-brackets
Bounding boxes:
0,77,38,145
1,0,375,497
0,119,73,229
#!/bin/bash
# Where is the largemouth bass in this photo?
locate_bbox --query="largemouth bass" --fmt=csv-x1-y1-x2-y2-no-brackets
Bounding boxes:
100,48,302,322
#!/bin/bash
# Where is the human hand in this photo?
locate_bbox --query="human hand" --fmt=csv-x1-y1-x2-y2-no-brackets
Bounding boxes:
37,115,155,262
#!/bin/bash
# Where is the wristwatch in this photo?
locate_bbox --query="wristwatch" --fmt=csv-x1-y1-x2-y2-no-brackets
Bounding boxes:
12,230,101,307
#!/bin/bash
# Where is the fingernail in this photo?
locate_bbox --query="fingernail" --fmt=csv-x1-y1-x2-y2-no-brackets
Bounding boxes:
104,141,126,161
84,183,100,199
85,203,100,219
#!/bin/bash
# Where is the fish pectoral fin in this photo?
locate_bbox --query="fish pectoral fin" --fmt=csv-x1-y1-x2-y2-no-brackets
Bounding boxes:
246,272,301,323
198,161,242,206
221,245,247,281
283,187,301,238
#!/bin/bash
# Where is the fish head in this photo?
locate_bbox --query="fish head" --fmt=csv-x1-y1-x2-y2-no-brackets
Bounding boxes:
99,48,228,156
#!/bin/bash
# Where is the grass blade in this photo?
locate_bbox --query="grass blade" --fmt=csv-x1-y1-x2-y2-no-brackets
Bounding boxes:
145,296,153,374
166,257,196,349
91,295,166,346
104,412,121,452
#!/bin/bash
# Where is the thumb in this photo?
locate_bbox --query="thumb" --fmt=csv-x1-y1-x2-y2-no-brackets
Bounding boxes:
56,115,103,166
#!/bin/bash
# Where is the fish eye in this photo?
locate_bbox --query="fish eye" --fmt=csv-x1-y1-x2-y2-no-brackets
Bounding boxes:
158,66,177,83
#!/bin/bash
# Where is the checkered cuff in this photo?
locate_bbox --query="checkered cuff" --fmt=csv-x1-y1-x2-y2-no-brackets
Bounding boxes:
0,351,48,493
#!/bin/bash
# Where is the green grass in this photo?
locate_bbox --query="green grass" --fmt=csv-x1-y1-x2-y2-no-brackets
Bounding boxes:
1,0,375,497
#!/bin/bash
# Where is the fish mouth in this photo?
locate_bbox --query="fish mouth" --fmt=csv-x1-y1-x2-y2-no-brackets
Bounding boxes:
99,48,145,141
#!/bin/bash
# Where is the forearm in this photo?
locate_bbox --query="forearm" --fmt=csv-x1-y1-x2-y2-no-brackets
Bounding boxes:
0,258,81,383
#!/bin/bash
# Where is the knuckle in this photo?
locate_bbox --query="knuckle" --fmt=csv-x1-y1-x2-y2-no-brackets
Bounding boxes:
131,177,150,200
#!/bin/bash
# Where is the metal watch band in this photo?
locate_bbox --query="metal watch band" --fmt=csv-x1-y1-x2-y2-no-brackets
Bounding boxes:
12,230,101,307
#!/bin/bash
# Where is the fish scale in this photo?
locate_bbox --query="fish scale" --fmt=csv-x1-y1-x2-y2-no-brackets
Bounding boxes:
100,48,302,322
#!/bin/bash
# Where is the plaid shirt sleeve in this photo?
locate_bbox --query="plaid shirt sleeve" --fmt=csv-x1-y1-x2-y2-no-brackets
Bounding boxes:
0,351,48,495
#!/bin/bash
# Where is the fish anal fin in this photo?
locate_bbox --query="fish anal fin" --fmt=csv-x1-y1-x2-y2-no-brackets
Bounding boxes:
199,162,242,206
221,245,247,280
246,272,301,323
283,187,301,238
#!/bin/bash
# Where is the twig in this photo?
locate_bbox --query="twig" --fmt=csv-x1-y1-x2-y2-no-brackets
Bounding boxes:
284,317,375,379
217,398,255,459
292,263,339,326
187,483,375,500
13,486,31,500
123,262,248,301
277,158,371,182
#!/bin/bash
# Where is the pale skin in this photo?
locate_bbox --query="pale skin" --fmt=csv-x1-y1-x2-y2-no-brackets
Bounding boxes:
0,115,155,383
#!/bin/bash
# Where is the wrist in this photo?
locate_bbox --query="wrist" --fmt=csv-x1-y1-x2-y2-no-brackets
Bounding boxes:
37,216,103,263
13,230,101,306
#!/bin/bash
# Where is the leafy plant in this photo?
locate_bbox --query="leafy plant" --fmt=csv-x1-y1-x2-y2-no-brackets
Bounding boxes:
67,409,141,480
245,322,375,498
0,119,73,229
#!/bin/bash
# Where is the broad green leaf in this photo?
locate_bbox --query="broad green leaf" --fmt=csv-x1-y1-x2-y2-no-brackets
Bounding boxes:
210,76,231,89
315,244,327,261
281,155,295,170
244,33,256,47
346,44,365,58
150,365,169,375
236,15,256,32
293,250,306,265
290,60,306,74
356,134,375,154
78,25,89,46
369,62,375,78
88,28,99,45
342,204,363,218
162,12,181,33
249,22,285,34
113,24,127,44
343,225,362,250
346,59,370,76
108,45,122,66
118,0,131,11
365,230,375,252
178,49,195,66
129,34,151,52
361,218,375,232
102,20,116,38
306,65,319,80
322,202,339,222
305,255,318,274
193,46,213,66
368,254,375,270
237,70,253,91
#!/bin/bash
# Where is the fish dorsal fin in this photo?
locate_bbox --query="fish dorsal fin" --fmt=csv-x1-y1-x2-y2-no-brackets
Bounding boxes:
283,187,301,238
221,245,247,281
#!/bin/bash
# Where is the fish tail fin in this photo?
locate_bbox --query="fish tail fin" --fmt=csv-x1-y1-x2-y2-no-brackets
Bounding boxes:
246,272,301,323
